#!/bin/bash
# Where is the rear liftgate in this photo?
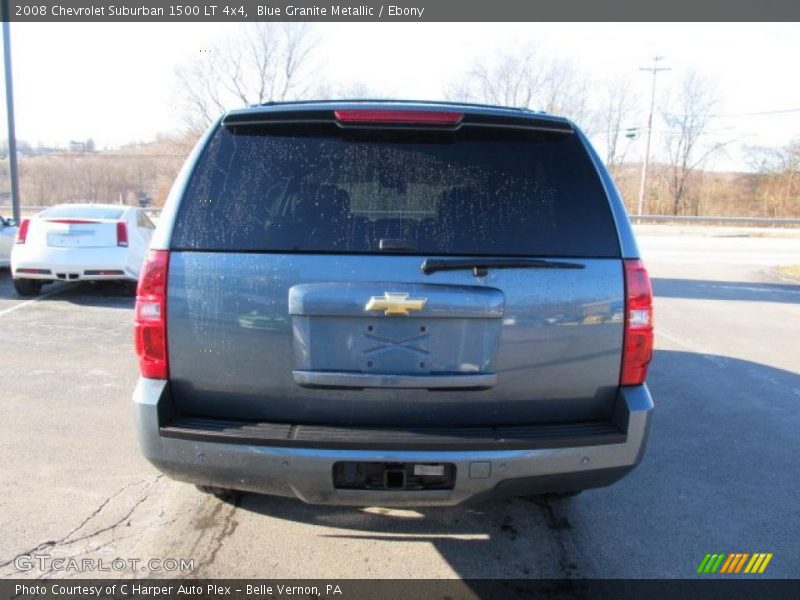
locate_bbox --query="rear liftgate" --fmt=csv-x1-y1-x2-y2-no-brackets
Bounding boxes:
290,281,503,492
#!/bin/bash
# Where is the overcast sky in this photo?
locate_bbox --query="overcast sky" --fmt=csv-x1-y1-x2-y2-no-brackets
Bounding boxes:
2,22,799,171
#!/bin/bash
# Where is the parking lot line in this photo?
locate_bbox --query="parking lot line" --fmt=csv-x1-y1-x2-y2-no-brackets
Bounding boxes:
0,283,73,318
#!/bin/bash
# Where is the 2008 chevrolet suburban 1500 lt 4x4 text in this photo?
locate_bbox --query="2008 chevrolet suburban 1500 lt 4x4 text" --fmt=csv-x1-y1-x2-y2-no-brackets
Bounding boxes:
133,100,654,505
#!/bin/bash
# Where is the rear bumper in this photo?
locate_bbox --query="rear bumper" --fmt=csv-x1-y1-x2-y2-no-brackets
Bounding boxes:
134,379,653,506
12,246,137,281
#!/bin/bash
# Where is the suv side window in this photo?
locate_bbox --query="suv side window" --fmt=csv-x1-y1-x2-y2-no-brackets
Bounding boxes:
137,211,155,229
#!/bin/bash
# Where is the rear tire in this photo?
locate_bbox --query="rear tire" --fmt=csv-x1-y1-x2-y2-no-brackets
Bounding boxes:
195,484,238,500
13,278,42,297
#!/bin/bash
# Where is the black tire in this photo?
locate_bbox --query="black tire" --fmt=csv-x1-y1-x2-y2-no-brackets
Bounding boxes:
195,484,237,500
13,278,42,297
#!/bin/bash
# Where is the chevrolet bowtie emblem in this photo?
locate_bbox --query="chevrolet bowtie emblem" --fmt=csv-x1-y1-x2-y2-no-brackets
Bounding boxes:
365,292,427,316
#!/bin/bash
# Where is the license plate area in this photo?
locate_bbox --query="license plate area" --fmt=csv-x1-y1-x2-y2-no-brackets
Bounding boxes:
295,316,500,374
289,282,504,387
333,462,456,491
47,234,84,247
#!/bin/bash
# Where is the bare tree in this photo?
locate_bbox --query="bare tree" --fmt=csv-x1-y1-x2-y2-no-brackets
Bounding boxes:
176,23,318,131
314,80,391,100
539,58,593,127
446,45,592,128
746,139,800,217
447,46,539,107
599,79,638,174
662,70,727,215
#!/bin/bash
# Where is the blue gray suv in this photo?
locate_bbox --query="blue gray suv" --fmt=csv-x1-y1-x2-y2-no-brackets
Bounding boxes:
133,100,654,505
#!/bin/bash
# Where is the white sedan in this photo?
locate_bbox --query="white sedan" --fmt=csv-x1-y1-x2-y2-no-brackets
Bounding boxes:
10,203,155,296
0,214,17,267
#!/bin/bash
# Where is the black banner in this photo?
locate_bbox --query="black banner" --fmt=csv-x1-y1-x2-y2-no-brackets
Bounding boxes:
5,0,800,22
4,579,800,600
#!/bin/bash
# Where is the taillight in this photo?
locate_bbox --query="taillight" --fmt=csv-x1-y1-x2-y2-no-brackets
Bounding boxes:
116,222,129,247
16,219,30,244
621,258,654,386
134,250,169,379
334,109,464,125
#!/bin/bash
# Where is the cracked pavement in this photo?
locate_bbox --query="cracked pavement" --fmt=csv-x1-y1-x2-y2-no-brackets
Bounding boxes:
1,231,799,579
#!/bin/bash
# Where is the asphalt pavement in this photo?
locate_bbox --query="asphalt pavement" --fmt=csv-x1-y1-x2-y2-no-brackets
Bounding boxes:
0,231,798,579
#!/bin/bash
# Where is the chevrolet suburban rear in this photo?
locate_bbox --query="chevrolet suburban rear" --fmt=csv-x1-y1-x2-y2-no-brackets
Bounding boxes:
133,100,654,505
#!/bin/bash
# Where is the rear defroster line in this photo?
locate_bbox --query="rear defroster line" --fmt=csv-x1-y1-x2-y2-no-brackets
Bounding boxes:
421,257,586,277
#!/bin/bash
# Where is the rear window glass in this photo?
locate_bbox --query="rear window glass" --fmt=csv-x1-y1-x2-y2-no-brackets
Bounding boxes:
172,123,619,257
42,206,124,220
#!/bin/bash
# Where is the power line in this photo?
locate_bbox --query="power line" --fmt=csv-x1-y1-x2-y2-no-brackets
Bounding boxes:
612,125,756,136
637,56,671,216
664,107,800,118
2,8,20,224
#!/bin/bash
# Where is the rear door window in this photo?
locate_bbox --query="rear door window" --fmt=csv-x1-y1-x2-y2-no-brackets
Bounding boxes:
137,211,155,229
172,123,620,257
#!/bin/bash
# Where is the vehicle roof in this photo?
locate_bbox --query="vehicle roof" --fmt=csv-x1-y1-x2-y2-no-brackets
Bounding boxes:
224,99,573,125
36,203,136,218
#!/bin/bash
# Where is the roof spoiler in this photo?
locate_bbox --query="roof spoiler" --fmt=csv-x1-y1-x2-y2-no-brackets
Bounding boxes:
222,108,574,134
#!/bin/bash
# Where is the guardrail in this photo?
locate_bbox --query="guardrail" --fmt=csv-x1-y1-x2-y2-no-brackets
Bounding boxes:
630,215,800,227
2,206,799,227
1,205,164,218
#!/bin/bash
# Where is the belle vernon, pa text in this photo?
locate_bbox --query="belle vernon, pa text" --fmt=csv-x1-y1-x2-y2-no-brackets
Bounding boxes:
16,584,344,597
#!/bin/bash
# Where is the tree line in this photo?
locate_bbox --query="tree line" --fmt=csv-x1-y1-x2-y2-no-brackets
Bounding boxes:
2,25,797,219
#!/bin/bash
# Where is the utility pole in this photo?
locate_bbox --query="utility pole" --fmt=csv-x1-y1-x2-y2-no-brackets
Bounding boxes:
2,0,20,223
636,56,670,216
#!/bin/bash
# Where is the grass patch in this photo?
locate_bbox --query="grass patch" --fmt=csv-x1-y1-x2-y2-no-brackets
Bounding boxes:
776,265,800,282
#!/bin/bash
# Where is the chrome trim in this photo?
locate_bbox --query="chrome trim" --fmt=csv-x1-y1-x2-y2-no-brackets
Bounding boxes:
364,291,427,316
292,370,497,389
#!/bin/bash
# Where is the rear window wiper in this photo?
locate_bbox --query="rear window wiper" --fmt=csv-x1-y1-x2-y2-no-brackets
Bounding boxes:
421,257,586,276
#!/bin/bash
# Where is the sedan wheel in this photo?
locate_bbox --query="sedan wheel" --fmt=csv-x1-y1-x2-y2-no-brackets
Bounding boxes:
13,278,42,297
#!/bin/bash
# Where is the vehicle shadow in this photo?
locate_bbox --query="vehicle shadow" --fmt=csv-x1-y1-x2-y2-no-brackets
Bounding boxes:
652,277,800,304
46,280,136,309
0,270,134,308
214,349,800,579
233,492,583,580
